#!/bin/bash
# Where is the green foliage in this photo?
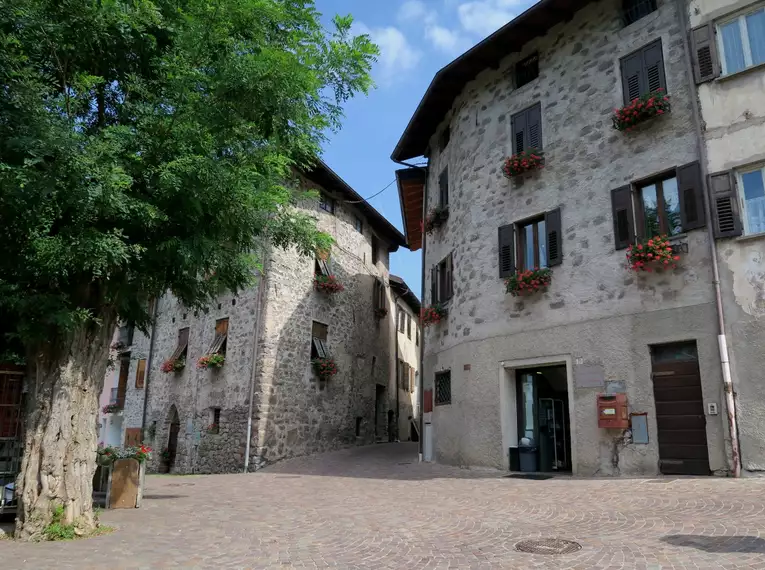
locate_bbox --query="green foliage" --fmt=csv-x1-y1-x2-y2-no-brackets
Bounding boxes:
43,505,76,541
0,0,377,346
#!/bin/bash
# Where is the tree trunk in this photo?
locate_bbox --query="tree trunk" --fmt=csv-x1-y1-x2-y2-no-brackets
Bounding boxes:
15,310,117,541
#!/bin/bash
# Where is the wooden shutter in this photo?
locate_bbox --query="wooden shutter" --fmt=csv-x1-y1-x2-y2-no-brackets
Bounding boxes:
527,104,542,150
135,358,146,389
691,23,720,83
621,51,644,104
498,224,516,278
545,208,563,266
124,428,142,447
410,367,415,393
709,172,743,238
430,265,438,304
317,258,330,276
611,185,635,250
116,357,129,407
511,109,527,154
677,162,706,231
445,254,454,301
439,167,449,207
642,40,666,93
209,318,229,354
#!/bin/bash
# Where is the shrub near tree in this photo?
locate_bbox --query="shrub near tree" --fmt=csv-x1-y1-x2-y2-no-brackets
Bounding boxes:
0,0,376,540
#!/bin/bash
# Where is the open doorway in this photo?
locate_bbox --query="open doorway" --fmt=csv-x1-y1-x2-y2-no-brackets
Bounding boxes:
514,365,571,473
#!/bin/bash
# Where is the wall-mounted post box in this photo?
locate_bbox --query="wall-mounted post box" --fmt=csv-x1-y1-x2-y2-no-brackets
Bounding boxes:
597,393,629,429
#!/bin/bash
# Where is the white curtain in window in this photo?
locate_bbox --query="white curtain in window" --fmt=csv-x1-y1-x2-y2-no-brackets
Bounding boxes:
721,20,746,73
747,9,765,66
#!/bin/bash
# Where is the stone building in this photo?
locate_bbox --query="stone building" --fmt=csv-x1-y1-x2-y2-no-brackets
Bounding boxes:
107,161,408,473
391,275,422,442
394,0,763,476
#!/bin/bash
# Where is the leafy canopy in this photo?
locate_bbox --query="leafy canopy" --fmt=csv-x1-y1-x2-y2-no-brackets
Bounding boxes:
0,0,376,343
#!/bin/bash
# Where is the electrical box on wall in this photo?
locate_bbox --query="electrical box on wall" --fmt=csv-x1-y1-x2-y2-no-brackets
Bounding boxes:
597,393,629,429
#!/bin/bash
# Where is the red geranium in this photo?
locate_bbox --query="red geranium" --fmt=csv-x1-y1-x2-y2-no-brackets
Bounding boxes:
421,304,448,327
626,234,680,272
502,148,545,178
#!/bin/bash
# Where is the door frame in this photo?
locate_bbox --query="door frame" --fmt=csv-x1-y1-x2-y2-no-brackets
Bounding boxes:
499,355,577,474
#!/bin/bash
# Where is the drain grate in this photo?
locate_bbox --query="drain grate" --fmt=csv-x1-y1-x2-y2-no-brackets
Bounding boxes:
515,538,582,555
505,474,553,480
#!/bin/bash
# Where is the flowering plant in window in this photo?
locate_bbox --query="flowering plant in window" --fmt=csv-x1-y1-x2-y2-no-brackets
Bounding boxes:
314,274,345,294
102,403,122,414
504,268,552,297
424,206,449,234
197,353,226,369
626,234,680,272
421,304,448,327
612,89,670,131
312,357,338,380
502,148,545,178
161,358,186,373
374,307,388,319
206,423,220,434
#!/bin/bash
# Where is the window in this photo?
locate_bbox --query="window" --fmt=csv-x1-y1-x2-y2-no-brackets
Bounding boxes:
435,370,451,406
637,176,683,238
497,209,562,277
514,53,539,88
398,308,406,333
398,359,407,389
135,358,147,389
416,328,419,347
117,322,134,348
439,167,449,208
718,7,765,75
511,103,542,155
311,321,328,359
355,417,363,437
209,408,220,434
315,255,330,277
406,314,412,339
319,193,335,214
439,127,451,152
354,216,363,233
431,253,454,304
371,235,380,265
168,327,190,365
620,40,666,104
623,0,657,26
209,318,229,356
373,278,386,312
116,356,129,407
737,166,765,235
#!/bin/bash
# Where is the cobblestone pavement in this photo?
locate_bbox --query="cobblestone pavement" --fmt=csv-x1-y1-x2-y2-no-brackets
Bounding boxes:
3,443,765,569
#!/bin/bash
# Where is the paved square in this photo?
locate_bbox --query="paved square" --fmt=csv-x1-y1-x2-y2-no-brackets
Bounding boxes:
3,443,765,569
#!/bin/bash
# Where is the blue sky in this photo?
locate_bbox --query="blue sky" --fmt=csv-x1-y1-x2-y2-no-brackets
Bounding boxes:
316,0,536,299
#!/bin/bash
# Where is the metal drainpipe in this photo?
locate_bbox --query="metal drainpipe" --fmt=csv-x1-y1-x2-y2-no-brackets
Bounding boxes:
140,297,160,439
676,0,741,477
244,263,268,473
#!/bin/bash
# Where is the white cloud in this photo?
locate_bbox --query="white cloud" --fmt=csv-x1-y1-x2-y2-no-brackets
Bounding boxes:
354,22,422,84
397,0,428,22
457,1,521,37
425,25,471,54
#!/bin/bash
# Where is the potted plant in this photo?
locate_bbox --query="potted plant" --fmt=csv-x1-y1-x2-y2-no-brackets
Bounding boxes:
161,357,186,373
197,353,226,369
96,444,117,466
626,235,680,272
374,307,388,319
612,89,670,132
206,423,219,435
505,268,553,297
314,274,345,294
102,403,123,415
502,148,545,178
312,357,338,381
421,304,448,327
424,206,449,234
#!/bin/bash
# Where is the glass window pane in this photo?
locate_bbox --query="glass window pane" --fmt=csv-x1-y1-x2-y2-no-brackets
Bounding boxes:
641,184,661,237
524,224,534,270
721,20,747,73
520,375,535,444
661,177,682,236
741,170,765,234
538,220,548,268
746,9,765,66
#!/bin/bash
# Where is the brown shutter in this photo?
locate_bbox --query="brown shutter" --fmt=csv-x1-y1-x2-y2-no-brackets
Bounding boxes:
677,162,706,231
431,265,438,304
209,318,229,354
527,103,543,150
511,109,527,154
116,357,129,407
169,327,190,362
439,167,449,207
135,358,146,389
446,253,454,300
642,40,666,93
545,208,563,266
611,185,635,250
124,428,142,447
709,172,743,238
691,23,720,83
498,224,516,278
621,51,644,104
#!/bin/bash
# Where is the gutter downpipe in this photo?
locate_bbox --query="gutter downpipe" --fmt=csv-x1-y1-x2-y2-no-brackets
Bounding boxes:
244,263,268,474
393,157,428,462
140,297,160,439
676,0,741,477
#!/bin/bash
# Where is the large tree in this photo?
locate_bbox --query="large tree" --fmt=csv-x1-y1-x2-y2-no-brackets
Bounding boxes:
0,0,375,540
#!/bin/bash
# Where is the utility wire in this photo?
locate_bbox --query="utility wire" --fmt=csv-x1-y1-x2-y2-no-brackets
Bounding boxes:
343,178,396,204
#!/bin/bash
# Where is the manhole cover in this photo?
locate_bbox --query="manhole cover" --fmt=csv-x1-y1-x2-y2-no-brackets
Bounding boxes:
515,538,582,555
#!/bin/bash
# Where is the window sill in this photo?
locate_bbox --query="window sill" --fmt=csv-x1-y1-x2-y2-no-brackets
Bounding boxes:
716,61,765,83
736,231,765,243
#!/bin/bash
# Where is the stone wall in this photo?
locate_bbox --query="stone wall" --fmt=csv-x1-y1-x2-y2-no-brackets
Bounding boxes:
419,0,730,474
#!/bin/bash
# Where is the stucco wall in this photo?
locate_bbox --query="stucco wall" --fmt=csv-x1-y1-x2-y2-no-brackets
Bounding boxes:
395,298,421,441
420,0,730,474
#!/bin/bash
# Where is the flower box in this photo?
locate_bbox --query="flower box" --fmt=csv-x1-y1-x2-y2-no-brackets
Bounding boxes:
374,307,388,319
626,235,680,272
505,268,552,297
421,304,447,327
312,357,338,381
314,274,345,294
424,206,449,234
161,358,186,373
206,423,219,435
502,148,545,178
102,403,123,415
197,353,225,369
612,89,670,132
95,445,152,509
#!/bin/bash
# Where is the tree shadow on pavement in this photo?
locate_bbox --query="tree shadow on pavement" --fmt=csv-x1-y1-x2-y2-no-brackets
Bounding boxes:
661,534,765,553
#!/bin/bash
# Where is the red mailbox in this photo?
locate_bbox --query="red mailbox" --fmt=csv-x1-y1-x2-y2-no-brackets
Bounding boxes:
597,393,629,429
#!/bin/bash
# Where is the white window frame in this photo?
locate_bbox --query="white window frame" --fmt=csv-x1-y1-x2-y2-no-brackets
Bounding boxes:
717,5,765,75
736,164,765,236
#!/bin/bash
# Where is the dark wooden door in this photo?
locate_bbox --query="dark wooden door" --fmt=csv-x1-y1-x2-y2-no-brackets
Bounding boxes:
167,421,180,469
651,342,710,475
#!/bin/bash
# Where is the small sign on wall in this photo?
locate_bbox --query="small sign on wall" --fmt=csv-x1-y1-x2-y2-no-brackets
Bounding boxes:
574,364,605,388
631,413,649,444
